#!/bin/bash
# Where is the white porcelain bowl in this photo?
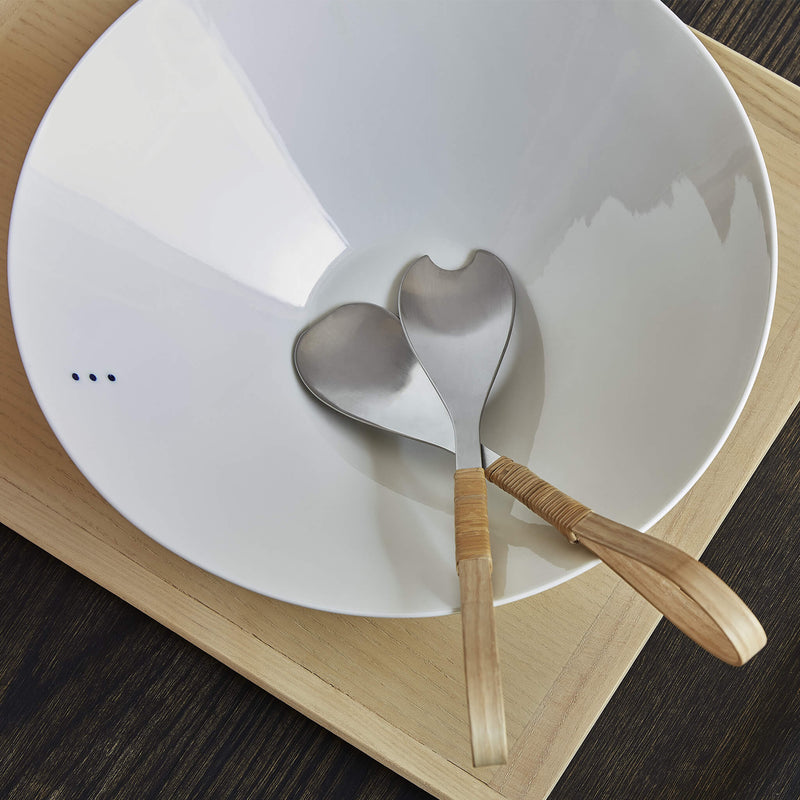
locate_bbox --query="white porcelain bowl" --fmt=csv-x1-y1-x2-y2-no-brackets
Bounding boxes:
8,0,776,616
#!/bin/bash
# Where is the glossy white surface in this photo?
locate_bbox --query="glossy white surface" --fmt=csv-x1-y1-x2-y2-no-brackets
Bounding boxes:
8,0,776,616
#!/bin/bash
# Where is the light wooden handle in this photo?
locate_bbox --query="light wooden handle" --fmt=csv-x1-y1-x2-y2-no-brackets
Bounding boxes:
454,468,507,767
485,457,767,666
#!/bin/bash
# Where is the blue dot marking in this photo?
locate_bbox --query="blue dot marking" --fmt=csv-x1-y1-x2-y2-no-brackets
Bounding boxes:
72,371,117,382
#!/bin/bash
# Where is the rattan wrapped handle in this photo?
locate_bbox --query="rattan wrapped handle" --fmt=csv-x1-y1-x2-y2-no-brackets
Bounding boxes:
453,467,507,767
485,457,766,666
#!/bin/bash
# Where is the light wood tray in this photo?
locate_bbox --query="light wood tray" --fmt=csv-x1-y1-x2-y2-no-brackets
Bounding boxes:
2,6,800,797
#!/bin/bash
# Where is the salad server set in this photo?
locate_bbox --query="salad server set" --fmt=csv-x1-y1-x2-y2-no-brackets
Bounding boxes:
294,250,766,767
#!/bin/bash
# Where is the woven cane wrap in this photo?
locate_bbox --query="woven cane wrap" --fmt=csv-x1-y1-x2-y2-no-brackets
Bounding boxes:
484,457,590,543
454,468,492,570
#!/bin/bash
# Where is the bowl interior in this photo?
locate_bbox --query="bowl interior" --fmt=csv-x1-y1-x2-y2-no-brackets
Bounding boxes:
8,0,775,615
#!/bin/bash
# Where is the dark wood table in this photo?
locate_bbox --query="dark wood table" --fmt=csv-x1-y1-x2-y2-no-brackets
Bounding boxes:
2,2,798,798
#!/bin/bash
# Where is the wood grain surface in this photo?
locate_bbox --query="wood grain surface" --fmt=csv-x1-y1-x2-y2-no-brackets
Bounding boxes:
1,2,799,799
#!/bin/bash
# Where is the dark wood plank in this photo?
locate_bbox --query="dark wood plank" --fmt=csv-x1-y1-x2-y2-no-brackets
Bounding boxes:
1,1,798,798
668,0,800,84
